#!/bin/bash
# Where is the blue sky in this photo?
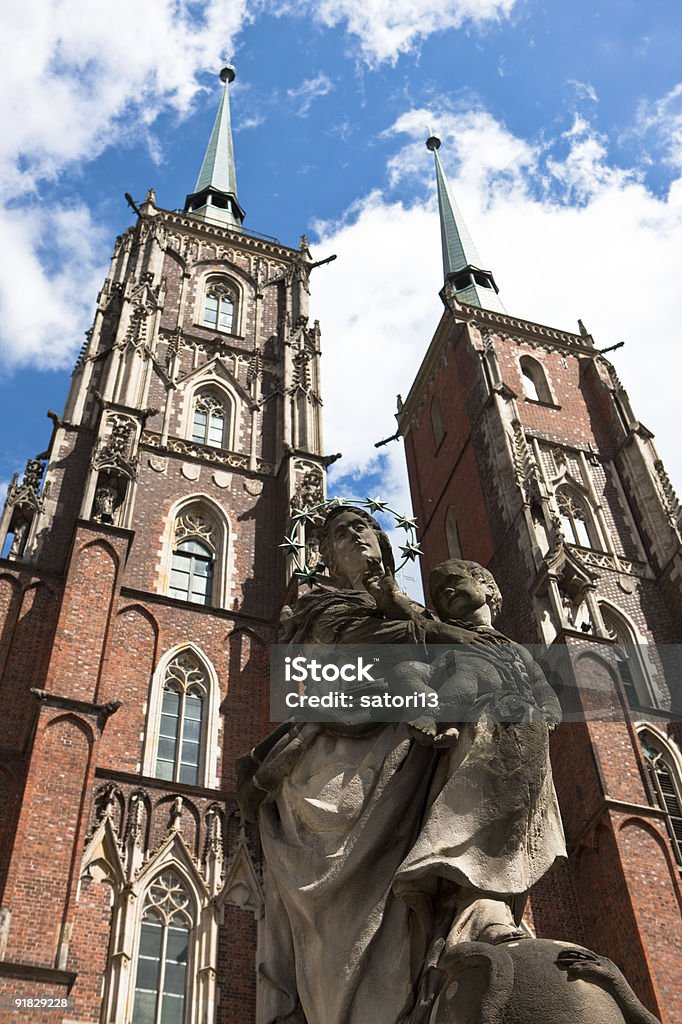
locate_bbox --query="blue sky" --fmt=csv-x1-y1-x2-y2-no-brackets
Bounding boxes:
2,0,682,579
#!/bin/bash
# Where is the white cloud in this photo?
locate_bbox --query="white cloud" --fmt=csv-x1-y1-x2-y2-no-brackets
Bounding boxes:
0,204,108,370
284,0,518,64
311,103,682,533
0,0,252,370
634,83,682,170
568,79,598,104
287,73,335,116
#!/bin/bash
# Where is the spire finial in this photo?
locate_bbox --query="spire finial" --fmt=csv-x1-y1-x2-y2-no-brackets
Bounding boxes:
427,134,505,312
183,65,244,228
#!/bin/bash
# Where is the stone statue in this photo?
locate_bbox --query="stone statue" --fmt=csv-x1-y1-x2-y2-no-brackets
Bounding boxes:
93,482,118,524
237,508,660,1024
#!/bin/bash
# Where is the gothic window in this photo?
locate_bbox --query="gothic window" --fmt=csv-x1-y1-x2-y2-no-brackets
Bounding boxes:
639,729,682,866
169,510,217,606
202,279,235,334
170,539,213,606
191,391,228,448
601,606,655,709
446,507,463,559
132,871,192,1024
155,652,207,785
556,487,596,548
431,396,445,449
520,355,553,404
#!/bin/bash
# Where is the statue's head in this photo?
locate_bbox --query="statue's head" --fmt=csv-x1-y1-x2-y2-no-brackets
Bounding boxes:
429,558,502,623
320,506,395,586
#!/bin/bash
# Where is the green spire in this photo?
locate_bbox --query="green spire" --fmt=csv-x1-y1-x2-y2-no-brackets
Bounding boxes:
185,67,245,228
426,135,505,312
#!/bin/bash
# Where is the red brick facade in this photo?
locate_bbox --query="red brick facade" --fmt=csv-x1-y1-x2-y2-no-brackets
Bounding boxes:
0,198,326,1023
399,288,682,1023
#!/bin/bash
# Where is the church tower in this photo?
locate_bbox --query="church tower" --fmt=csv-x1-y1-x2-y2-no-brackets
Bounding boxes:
398,136,682,1023
0,68,328,1023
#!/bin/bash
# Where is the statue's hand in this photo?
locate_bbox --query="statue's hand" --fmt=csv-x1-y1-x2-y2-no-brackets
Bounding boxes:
365,572,416,618
556,948,625,989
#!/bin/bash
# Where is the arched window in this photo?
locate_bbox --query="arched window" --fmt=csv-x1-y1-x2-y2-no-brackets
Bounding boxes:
132,871,192,1024
170,539,213,606
155,651,207,785
203,278,236,334
601,605,655,708
431,396,445,449
639,729,682,865
191,390,228,448
446,507,462,559
556,487,596,548
520,355,553,404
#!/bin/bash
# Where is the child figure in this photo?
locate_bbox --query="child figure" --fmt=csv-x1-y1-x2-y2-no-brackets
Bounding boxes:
376,558,561,741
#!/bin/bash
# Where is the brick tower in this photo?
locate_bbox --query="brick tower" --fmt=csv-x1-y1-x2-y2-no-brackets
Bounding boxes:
0,67,328,1024
397,135,682,1023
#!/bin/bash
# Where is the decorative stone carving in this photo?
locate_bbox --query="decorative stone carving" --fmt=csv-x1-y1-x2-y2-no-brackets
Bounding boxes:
174,512,215,550
93,415,138,479
243,478,263,496
654,458,682,530
181,462,201,481
213,470,231,489
141,431,275,476
148,455,168,473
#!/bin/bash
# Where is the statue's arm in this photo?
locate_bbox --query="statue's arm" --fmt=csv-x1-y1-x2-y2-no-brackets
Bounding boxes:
557,950,661,1024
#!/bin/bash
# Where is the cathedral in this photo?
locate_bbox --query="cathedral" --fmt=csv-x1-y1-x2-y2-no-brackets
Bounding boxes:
0,67,679,1024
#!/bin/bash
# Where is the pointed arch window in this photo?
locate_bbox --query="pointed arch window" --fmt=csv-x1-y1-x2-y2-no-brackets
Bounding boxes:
203,279,235,334
639,730,682,865
601,606,656,709
431,396,445,449
133,871,191,1024
169,509,218,607
520,355,553,405
556,487,597,549
191,390,228,448
155,652,207,785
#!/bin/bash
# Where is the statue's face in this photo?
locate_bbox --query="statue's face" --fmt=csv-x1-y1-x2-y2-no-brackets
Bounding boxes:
432,565,490,622
328,511,382,580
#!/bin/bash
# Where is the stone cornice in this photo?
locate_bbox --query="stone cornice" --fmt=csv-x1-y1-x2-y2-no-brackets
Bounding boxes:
156,208,299,262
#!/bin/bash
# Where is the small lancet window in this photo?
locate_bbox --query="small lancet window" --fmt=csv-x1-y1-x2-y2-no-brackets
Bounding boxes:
640,732,682,865
446,507,463,559
155,652,207,785
601,607,654,709
132,872,191,1024
203,279,235,334
519,355,553,404
191,391,228,448
431,396,445,449
556,488,595,549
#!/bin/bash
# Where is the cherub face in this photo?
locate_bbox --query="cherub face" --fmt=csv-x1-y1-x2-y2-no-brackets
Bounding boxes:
432,566,490,622
328,511,382,580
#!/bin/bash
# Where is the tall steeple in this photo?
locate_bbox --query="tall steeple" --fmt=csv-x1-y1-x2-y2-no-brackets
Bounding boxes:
185,66,245,228
426,135,505,313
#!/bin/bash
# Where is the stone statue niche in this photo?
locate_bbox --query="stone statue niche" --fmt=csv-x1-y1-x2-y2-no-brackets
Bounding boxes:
238,507,662,1024
91,474,126,526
